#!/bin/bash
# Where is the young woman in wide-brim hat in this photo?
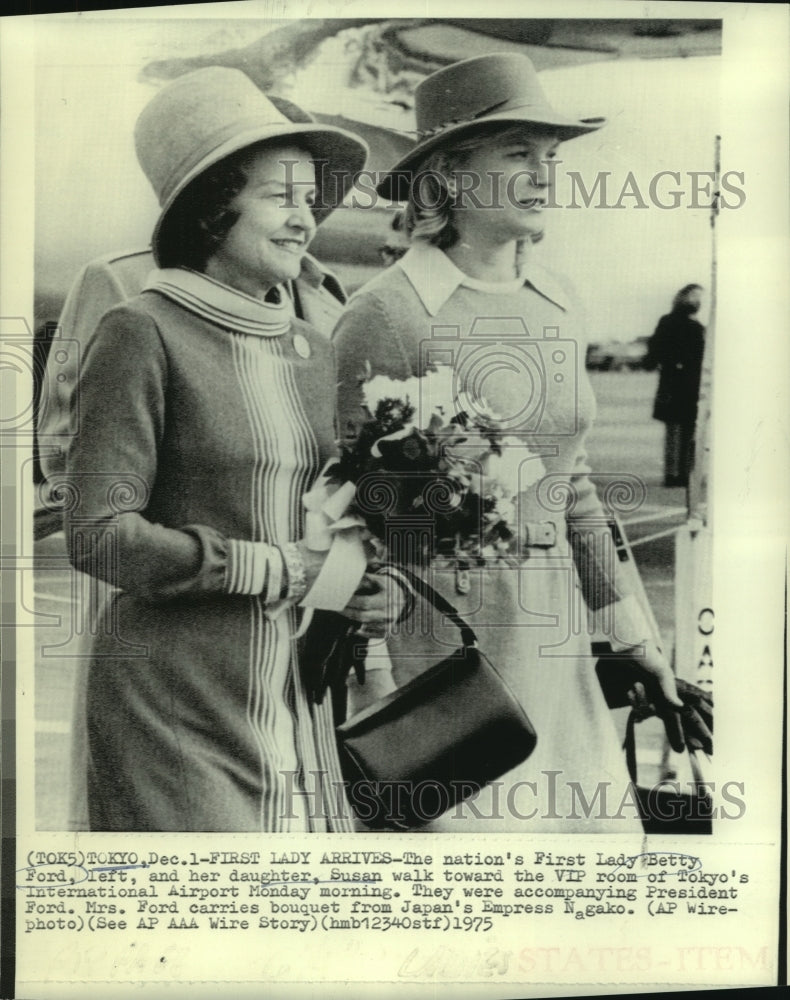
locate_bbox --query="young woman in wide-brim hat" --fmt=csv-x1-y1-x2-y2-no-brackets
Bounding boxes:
334,53,683,832
65,67,400,831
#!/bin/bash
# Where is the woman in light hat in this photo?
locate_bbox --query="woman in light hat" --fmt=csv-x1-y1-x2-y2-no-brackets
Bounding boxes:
334,53,684,832
65,67,399,831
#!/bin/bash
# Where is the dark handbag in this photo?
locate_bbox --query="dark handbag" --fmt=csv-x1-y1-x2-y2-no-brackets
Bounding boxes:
335,568,537,830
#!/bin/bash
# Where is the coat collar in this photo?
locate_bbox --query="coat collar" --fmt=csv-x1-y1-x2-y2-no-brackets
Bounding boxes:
296,252,345,303
397,241,570,316
145,255,345,339
144,267,294,337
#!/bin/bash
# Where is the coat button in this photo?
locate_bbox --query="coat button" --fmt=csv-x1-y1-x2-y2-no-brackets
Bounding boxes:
293,333,311,359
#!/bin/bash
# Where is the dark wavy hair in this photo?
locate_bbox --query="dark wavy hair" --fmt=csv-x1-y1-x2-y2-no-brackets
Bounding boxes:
156,149,250,271
671,283,703,312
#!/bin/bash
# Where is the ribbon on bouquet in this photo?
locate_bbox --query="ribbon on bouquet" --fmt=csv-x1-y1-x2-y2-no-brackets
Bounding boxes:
370,422,415,458
291,467,368,638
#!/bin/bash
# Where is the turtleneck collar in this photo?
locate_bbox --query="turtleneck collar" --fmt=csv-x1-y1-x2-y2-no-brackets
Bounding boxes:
144,267,293,337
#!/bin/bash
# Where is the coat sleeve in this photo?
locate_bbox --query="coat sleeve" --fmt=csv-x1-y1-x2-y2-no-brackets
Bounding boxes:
641,315,669,372
39,259,133,486
565,424,656,652
63,304,302,605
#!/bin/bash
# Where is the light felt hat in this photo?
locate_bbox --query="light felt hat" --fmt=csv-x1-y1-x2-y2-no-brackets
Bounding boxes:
377,53,605,202
134,67,369,261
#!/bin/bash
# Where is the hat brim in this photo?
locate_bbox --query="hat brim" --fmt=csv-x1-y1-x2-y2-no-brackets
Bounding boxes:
152,123,368,264
375,111,605,203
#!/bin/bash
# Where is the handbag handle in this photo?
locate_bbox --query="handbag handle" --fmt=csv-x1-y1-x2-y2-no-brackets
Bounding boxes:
379,564,478,650
624,709,710,789
624,709,640,786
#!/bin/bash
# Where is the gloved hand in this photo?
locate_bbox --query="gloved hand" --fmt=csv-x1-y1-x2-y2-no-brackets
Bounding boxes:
596,655,712,755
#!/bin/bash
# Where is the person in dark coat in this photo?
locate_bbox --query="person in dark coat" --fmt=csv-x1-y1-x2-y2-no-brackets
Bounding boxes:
643,283,706,487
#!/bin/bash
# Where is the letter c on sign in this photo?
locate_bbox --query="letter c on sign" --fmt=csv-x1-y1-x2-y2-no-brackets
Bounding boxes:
697,608,714,636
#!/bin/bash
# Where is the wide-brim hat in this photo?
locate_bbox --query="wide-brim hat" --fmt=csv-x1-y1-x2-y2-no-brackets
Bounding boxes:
376,53,605,202
134,67,369,262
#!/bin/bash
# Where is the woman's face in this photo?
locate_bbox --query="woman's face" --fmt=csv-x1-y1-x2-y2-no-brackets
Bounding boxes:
451,130,561,244
205,144,317,298
681,288,702,314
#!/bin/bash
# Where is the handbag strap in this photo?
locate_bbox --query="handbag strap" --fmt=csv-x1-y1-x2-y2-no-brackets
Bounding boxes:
379,564,478,649
624,709,639,785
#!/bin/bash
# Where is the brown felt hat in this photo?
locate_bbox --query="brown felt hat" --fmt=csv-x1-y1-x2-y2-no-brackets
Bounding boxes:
134,67,369,261
376,53,605,202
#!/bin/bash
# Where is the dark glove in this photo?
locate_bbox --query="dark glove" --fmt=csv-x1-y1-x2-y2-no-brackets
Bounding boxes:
300,610,369,705
675,677,713,754
596,656,712,755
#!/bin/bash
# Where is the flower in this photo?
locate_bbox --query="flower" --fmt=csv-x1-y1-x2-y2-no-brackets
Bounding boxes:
483,437,546,492
420,365,457,416
361,366,462,426
489,496,517,528
361,375,409,415
373,400,414,435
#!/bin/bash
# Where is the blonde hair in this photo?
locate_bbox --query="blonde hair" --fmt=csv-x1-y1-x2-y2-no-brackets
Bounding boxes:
402,123,551,257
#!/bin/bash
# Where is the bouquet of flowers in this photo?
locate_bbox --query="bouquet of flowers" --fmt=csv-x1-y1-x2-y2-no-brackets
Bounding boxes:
298,365,545,702
324,365,544,565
